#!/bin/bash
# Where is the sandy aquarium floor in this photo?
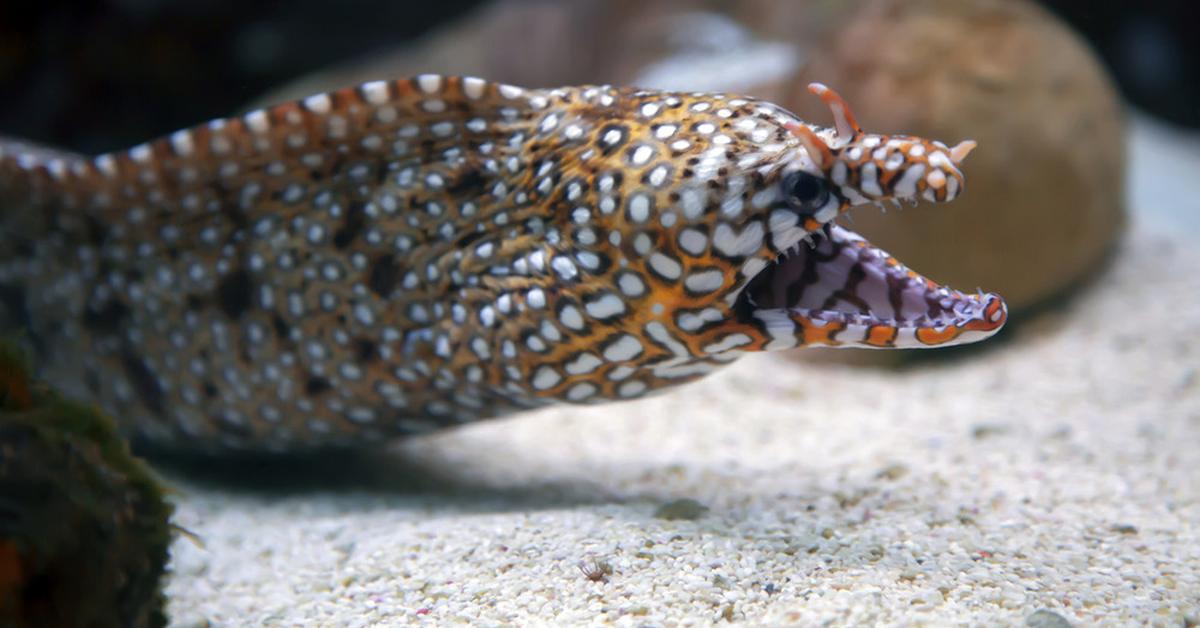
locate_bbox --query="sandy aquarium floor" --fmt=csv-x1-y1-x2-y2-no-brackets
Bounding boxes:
162,118,1200,626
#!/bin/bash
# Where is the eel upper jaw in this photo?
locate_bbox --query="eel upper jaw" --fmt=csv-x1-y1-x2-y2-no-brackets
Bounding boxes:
732,221,1007,350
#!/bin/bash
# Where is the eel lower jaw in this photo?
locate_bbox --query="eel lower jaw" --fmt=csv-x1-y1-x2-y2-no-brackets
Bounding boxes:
735,223,1007,349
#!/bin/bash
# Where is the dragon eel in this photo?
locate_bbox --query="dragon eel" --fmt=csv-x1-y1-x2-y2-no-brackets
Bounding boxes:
0,75,1006,453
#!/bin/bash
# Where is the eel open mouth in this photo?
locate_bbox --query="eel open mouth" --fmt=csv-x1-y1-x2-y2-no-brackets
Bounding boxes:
738,223,1007,349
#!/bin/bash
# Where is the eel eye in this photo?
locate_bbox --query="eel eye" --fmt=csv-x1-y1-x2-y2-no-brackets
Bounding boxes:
784,171,830,214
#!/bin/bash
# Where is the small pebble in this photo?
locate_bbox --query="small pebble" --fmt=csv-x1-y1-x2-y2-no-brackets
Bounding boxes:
971,423,1010,439
1025,609,1073,628
653,498,709,521
875,463,909,480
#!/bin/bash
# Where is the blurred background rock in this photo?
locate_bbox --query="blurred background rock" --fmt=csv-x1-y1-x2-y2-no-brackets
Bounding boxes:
0,0,1192,347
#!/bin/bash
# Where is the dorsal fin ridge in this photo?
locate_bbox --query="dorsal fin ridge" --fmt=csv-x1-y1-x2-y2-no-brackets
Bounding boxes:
0,74,542,215
0,136,94,211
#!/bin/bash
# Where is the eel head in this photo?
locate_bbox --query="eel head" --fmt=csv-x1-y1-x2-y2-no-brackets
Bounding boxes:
579,81,1007,373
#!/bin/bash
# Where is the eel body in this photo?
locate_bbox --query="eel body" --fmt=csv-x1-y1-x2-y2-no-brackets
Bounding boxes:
0,75,1006,452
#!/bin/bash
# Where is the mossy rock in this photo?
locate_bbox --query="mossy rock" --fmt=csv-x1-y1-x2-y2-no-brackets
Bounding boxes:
0,341,173,628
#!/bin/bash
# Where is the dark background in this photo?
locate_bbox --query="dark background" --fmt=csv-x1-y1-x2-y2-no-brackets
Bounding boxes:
0,0,1195,153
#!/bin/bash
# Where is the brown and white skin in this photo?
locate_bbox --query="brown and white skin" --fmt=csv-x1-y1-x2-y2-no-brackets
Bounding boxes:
0,75,1006,452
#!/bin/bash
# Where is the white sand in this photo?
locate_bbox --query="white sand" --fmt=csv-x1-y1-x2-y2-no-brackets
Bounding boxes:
163,118,1199,626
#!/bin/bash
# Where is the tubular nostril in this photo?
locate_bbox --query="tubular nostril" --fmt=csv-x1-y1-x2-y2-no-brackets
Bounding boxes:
949,140,976,164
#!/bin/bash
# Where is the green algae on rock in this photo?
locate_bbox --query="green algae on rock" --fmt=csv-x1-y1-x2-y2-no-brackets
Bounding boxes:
0,341,173,628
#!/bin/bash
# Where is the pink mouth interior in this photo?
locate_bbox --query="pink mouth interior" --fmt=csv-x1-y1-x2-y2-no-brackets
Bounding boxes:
743,224,992,329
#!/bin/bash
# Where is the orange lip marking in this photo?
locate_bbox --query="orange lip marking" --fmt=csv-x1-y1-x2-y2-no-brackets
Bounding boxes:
916,326,960,345
793,315,846,346
866,325,898,347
